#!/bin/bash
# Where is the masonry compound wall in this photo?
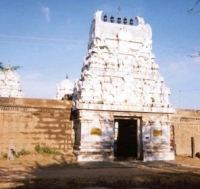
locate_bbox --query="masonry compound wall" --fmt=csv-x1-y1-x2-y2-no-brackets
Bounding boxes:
0,96,199,159
0,97,74,156
173,109,200,156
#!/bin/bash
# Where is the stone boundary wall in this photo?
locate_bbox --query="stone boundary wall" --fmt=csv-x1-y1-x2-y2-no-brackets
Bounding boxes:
0,97,74,155
0,97,199,158
172,109,200,156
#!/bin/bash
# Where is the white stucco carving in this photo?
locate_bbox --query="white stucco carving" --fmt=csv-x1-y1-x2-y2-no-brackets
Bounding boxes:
73,11,174,113
73,10,175,162
55,76,74,100
0,67,24,98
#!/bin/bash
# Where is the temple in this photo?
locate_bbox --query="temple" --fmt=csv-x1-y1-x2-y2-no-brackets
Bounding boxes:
72,11,175,161
55,75,74,100
0,65,24,98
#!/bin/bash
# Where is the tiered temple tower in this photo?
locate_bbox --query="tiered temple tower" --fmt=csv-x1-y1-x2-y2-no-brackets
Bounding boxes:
72,11,175,161
0,65,24,98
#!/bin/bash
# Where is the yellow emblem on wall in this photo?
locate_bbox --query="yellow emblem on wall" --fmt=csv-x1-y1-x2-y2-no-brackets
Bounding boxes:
91,128,102,136
153,130,162,137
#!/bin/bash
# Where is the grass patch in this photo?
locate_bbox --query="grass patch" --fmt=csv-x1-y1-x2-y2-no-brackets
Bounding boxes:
0,152,7,159
35,144,62,155
16,148,31,158
1,148,31,159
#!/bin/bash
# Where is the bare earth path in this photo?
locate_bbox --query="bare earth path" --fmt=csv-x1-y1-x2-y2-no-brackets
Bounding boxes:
0,154,200,189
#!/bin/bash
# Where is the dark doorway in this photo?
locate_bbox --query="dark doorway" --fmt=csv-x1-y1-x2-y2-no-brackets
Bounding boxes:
114,119,138,158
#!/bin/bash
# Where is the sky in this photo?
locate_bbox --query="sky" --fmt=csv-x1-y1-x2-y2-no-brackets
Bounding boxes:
0,0,200,110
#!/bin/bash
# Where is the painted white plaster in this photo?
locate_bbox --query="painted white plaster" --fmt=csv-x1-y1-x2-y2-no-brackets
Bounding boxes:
0,68,24,98
55,76,74,100
73,11,174,113
73,10,175,161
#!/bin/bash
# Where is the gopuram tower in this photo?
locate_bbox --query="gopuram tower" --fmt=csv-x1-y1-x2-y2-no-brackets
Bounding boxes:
72,11,175,161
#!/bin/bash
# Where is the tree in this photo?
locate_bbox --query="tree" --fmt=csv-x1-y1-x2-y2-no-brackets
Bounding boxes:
188,1,200,57
188,0,200,14
0,62,4,70
0,62,21,71
189,51,200,58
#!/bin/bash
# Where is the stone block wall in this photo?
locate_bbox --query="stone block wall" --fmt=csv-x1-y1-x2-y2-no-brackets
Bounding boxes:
0,96,199,159
0,97,74,155
172,109,200,156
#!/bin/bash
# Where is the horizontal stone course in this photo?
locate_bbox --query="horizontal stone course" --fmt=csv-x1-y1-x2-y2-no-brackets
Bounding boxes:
0,97,199,158
172,109,200,155
0,97,74,155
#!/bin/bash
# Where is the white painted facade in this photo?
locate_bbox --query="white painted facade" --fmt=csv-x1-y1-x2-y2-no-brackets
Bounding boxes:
0,67,24,98
72,11,175,161
55,76,74,100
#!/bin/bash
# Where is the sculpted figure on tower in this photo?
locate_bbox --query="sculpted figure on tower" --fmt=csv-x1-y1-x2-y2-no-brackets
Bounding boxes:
73,10,173,111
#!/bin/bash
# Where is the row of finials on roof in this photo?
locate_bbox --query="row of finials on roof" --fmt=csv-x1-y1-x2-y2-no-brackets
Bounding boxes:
103,15,134,25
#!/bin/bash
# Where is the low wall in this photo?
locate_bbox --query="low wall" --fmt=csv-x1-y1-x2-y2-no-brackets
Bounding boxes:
0,97,74,155
172,109,200,156
0,97,199,158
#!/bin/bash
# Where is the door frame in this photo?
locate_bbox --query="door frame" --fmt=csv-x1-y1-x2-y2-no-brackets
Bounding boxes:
114,117,142,159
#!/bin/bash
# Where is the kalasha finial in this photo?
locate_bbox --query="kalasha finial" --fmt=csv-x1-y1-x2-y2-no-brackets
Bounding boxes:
103,15,107,22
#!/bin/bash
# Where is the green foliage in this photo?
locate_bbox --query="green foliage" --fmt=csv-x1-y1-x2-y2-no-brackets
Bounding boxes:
188,0,200,14
1,152,8,159
0,62,21,71
0,62,4,70
16,148,30,157
35,144,62,155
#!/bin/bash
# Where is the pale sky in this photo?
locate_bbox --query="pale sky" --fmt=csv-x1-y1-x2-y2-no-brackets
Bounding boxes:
0,0,200,109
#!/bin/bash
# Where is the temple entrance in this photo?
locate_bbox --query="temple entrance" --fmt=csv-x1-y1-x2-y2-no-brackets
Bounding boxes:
114,119,138,158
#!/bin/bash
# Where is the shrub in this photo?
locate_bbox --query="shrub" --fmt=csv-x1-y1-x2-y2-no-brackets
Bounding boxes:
35,144,62,155
16,148,30,157
1,152,7,159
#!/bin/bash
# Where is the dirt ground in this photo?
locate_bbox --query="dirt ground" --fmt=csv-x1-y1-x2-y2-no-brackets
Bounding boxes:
0,154,200,189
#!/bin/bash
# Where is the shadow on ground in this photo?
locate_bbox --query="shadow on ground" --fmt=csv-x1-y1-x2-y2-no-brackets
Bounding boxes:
1,155,200,189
